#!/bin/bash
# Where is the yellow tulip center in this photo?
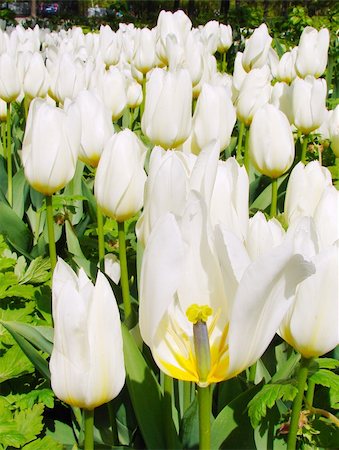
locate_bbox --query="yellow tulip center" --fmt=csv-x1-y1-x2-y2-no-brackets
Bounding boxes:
186,304,213,386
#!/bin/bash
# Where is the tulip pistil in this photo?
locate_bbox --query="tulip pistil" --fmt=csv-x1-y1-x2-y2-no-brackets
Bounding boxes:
186,304,212,386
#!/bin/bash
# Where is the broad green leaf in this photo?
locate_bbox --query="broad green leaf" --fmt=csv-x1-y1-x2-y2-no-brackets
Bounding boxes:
180,397,199,450
14,403,44,443
0,202,32,252
248,383,298,428
211,383,263,449
46,420,77,447
0,321,50,380
0,321,53,355
62,161,85,226
314,357,339,370
0,421,27,448
309,369,339,409
250,173,288,212
12,168,29,219
0,345,34,383
65,220,93,277
122,325,172,450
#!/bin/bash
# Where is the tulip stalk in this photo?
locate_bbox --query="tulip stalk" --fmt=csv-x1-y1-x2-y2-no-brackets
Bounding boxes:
287,357,312,450
236,121,245,164
243,126,250,173
97,205,105,272
118,221,132,326
6,102,12,206
84,408,94,450
140,74,146,119
197,385,211,450
45,195,57,272
300,135,309,164
270,178,278,218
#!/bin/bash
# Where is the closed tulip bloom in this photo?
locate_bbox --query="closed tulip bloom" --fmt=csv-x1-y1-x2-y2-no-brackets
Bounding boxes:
94,129,147,222
191,83,236,155
210,157,249,241
270,82,293,124
132,28,156,74
200,20,220,54
232,52,247,101
291,76,327,134
74,90,114,167
50,258,125,409
242,24,272,72
141,68,192,149
22,51,48,99
53,52,86,104
280,219,338,358
236,66,271,126
0,52,21,103
126,79,143,109
95,66,127,121
249,104,294,178
139,192,313,386
284,161,332,226
136,146,195,247
276,47,297,83
99,25,121,67
328,105,339,157
217,24,232,53
22,98,80,195
295,27,330,78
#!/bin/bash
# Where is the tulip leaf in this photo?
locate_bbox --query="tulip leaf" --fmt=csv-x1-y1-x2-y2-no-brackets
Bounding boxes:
308,369,339,409
211,383,263,449
12,168,29,219
180,397,199,449
0,202,32,252
122,326,180,449
247,383,298,428
0,321,53,355
0,320,51,381
250,173,288,212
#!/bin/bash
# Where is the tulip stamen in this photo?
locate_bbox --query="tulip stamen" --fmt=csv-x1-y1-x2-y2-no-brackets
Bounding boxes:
186,304,213,386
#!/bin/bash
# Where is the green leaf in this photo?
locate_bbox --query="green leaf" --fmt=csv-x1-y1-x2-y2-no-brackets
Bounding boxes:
22,435,63,450
0,345,34,383
18,256,51,284
314,357,339,370
0,272,35,299
122,325,168,450
0,421,27,448
248,383,298,428
180,397,199,449
12,168,29,220
0,321,53,355
211,383,263,449
0,202,32,252
309,369,339,409
0,321,50,380
14,403,44,443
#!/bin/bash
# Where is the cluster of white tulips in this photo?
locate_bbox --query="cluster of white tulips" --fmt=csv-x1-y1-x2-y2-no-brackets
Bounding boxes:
0,9,338,450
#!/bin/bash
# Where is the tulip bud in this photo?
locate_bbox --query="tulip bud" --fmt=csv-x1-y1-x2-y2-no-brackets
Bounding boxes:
132,28,156,74
94,129,147,222
99,25,122,67
276,47,297,83
236,65,271,126
249,104,295,178
242,24,272,72
284,161,332,226
50,258,125,409
291,75,327,134
53,52,86,104
95,66,127,121
295,26,330,78
74,90,114,167
270,81,293,124
22,51,49,99
142,68,192,149
126,79,143,109
0,52,21,103
191,83,236,155
22,98,80,195
217,24,232,53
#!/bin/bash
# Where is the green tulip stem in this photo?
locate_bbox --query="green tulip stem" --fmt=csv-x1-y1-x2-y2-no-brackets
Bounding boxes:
140,73,146,119
243,126,250,174
45,195,57,272
84,408,94,450
287,357,312,450
118,221,132,326
197,385,211,450
305,378,315,408
236,121,245,164
183,381,192,414
24,95,32,120
96,204,105,272
164,374,176,449
300,135,309,164
270,178,278,218
222,52,227,72
6,102,12,206
1,121,6,158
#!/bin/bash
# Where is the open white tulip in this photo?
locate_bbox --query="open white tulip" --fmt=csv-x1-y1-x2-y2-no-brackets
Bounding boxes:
139,192,314,386
50,258,125,409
